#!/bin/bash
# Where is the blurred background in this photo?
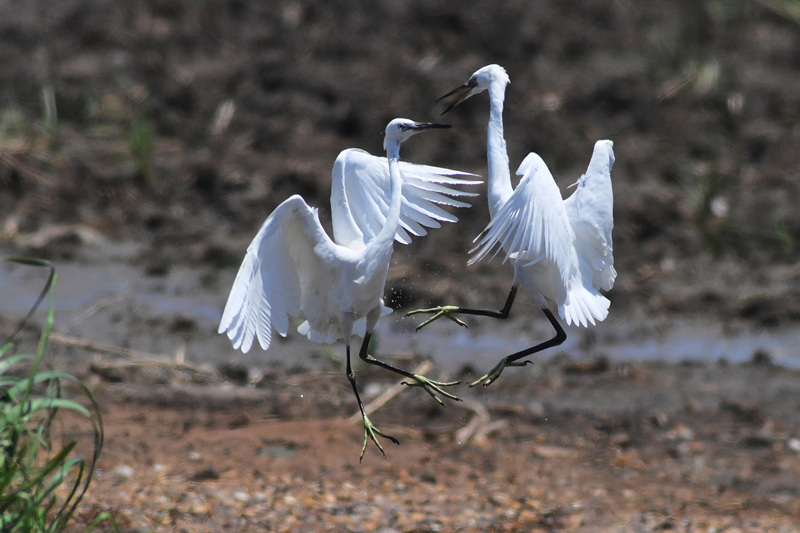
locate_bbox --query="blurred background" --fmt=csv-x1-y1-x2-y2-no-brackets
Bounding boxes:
0,0,799,366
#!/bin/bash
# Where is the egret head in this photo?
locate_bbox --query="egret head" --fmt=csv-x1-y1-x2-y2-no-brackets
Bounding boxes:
383,118,450,153
438,64,510,115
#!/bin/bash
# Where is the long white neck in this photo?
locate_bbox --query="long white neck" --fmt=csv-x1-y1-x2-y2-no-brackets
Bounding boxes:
486,81,513,219
370,140,403,251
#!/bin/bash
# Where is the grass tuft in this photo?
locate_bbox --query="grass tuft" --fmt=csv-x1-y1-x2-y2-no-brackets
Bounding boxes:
0,258,112,531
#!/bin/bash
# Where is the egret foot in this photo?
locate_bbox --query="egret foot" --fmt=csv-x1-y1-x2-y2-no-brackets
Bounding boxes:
406,305,468,331
360,413,399,461
401,374,462,404
469,358,534,387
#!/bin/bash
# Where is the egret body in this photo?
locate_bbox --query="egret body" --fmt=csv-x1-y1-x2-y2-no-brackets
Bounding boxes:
220,118,477,458
409,65,616,386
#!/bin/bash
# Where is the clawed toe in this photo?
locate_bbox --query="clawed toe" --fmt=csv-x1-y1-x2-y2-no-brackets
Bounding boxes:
401,374,462,404
468,358,534,387
469,359,507,388
360,414,399,461
406,306,467,331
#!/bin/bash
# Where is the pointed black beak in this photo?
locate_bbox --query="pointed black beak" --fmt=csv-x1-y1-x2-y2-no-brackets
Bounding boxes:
437,78,478,115
410,122,451,131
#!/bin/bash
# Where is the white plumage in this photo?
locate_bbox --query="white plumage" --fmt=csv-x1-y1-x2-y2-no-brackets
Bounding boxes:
331,148,480,248
409,64,616,387
471,141,616,328
219,118,477,458
219,147,480,352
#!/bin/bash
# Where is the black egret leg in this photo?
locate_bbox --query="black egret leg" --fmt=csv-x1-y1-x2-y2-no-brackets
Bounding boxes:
358,333,461,405
346,342,398,461
407,286,518,330
470,308,566,387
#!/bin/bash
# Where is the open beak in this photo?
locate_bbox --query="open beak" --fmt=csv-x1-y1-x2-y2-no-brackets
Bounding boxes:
437,78,478,115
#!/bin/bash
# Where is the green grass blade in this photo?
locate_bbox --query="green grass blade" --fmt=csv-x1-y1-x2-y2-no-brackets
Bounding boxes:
0,258,107,531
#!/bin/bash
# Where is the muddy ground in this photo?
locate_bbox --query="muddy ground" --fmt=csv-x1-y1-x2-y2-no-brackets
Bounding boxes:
1,0,800,531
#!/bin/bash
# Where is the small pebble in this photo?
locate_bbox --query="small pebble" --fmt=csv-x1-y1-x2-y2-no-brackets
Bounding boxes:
113,465,135,479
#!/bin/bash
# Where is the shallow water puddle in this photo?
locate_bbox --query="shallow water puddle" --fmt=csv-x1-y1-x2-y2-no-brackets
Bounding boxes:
1,260,798,370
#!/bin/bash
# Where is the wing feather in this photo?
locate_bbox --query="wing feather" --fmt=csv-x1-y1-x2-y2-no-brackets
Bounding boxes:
469,152,574,288
331,148,481,248
218,195,339,353
563,140,616,291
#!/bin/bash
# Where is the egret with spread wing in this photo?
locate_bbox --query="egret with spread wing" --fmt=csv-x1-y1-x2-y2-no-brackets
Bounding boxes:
219,118,479,459
408,65,616,387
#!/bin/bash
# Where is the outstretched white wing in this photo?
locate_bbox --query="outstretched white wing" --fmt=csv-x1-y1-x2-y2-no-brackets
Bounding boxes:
331,148,481,248
469,152,574,288
218,195,340,353
563,140,616,291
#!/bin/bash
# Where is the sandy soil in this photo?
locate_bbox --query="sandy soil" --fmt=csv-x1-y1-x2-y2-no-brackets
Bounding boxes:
1,0,800,531
60,356,800,532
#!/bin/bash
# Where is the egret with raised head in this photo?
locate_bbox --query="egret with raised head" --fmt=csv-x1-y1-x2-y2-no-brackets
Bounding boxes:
408,65,616,387
219,118,480,458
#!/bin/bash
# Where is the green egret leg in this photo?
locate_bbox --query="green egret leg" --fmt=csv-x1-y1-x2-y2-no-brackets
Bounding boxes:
358,333,461,405
407,286,518,331
345,343,398,461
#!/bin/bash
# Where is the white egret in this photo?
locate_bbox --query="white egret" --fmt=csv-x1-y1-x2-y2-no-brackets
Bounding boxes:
219,118,480,459
408,65,616,387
